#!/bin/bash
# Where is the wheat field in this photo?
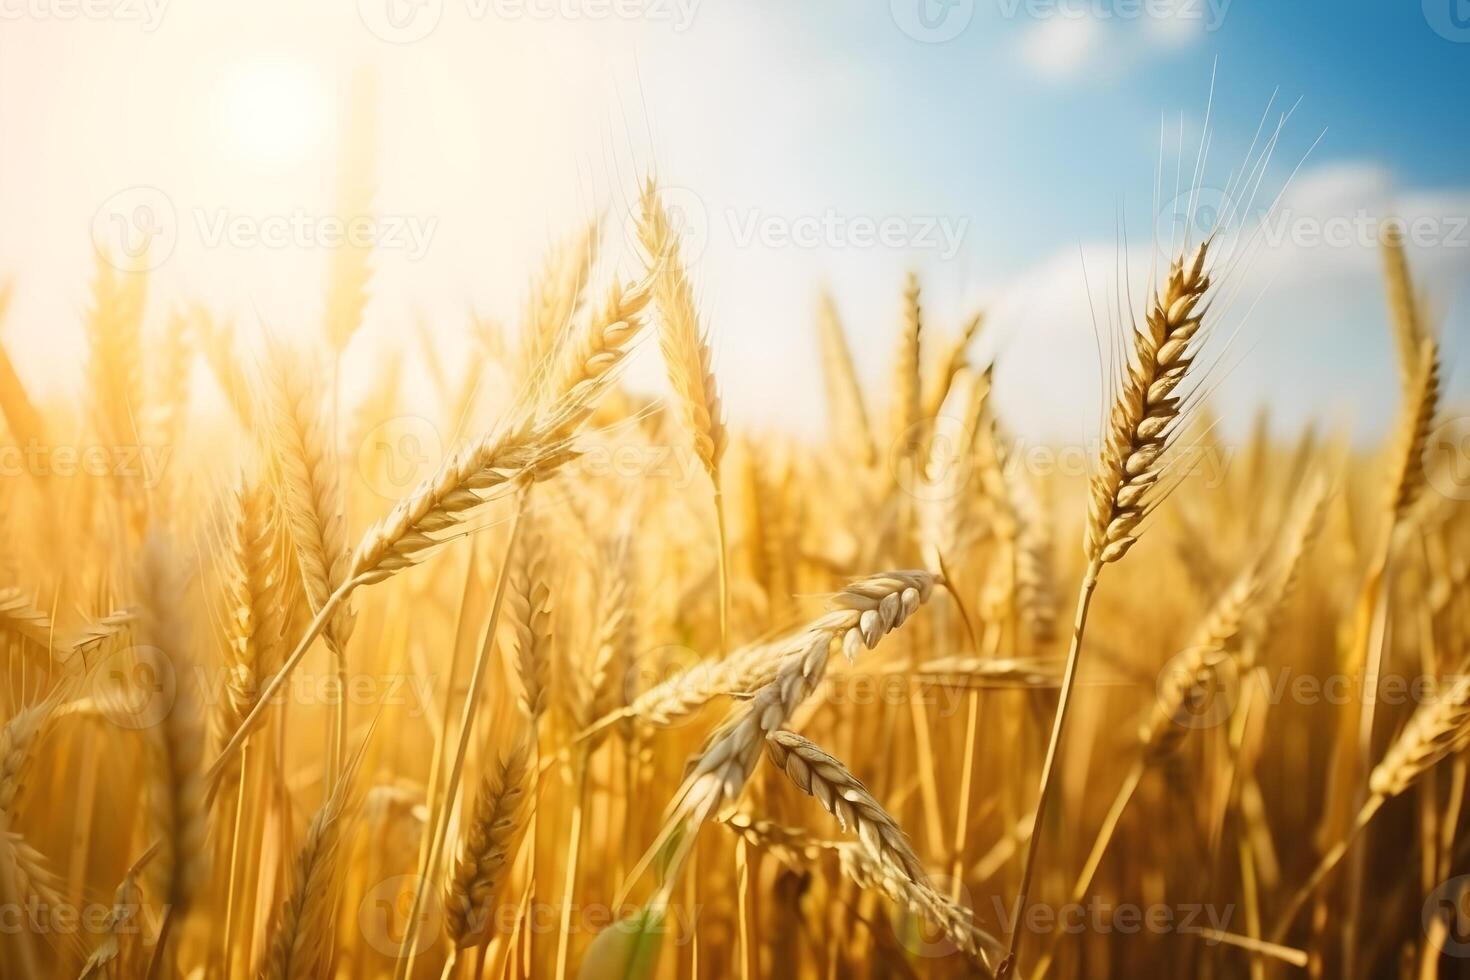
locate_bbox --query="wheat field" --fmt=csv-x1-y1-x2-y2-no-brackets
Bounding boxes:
0,146,1466,980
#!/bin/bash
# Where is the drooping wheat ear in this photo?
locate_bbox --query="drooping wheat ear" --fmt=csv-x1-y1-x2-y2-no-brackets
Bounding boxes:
719,810,826,867
640,571,937,888
522,218,602,388
891,272,924,454
508,517,553,724
637,180,726,479
323,69,377,355
1086,241,1213,564
837,841,1000,971
213,479,287,752
133,532,209,915
816,292,876,468
616,635,783,730
1384,336,1439,520
1370,668,1470,800
765,729,928,886
260,745,364,980
443,732,532,948
924,309,985,420
0,587,55,653
1381,222,1427,392
260,343,356,656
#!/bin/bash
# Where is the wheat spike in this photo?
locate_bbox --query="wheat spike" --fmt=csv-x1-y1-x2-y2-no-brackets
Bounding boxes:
1087,241,1213,564
816,292,876,468
443,733,532,948
637,179,726,478
260,344,356,656
260,747,364,979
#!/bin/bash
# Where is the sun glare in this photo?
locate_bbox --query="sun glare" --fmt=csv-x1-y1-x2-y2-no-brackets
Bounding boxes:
221,60,326,166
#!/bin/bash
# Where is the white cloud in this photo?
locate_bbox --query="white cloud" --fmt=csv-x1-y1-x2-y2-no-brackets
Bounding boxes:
1018,16,1104,80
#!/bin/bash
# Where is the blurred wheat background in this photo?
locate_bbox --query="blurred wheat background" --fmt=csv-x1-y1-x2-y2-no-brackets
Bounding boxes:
2,3,1470,979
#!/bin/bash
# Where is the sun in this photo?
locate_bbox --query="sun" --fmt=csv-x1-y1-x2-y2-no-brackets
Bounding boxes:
221,60,326,166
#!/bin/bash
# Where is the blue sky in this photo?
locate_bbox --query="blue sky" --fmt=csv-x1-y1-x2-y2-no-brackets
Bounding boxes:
0,0,1465,449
